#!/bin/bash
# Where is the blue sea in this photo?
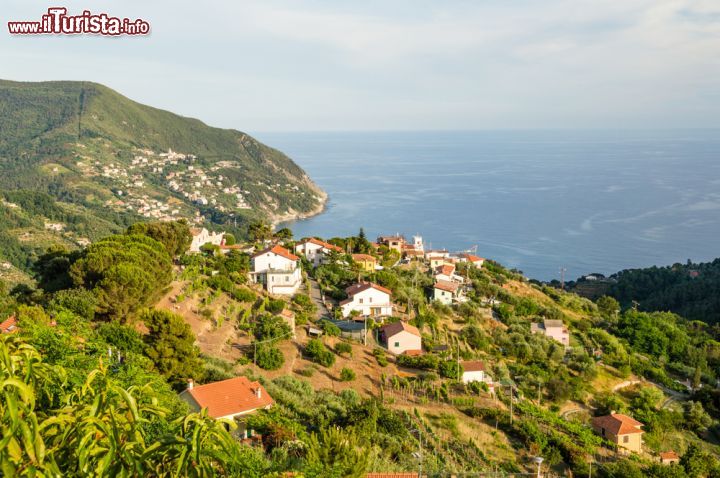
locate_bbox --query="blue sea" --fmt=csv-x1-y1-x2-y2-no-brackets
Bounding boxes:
255,130,720,281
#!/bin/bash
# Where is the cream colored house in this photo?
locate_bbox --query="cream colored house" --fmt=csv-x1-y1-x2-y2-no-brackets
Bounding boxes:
380,321,422,355
295,237,343,267
433,280,460,305
591,413,644,453
531,319,570,347
189,227,225,253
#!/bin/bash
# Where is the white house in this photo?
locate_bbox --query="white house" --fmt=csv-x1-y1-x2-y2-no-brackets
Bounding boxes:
189,227,225,253
461,360,494,389
433,280,460,305
461,254,485,268
380,321,422,355
294,237,344,266
434,264,464,284
179,377,273,438
340,282,393,318
250,245,302,295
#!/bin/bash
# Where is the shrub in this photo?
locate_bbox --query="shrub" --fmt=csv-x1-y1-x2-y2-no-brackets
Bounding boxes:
373,348,389,367
335,342,352,356
255,345,285,371
297,367,315,377
305,339,335,367
231,287,256,303
319,320,341,337
340,368,356,382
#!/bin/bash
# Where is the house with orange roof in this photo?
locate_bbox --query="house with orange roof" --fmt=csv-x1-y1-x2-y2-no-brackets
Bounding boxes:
377,234,406,253
461,254,485,267
432,280,461,305
0,315,18,334
434,264,464,284
295,237,344,267
591,413,644,453
340,282,393,318
351,253,377,272
380,321,422,355
180,376,273,439
428,256,451,269
250,245,302,295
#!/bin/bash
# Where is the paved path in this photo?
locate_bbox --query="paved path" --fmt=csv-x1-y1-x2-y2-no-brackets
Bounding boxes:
308,277,332,319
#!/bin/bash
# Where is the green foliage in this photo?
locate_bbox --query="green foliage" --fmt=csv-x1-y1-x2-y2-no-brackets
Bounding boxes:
70,234,172,319
339,367,356,382
126,220,192,257
373,348,389,367
254,314,292,342
397,354,439,371
255,345,285,371
335,342,352,357
97,321,145,354
319,319,341,337
305,339,335,367
48,287,97,320
142,309,202,387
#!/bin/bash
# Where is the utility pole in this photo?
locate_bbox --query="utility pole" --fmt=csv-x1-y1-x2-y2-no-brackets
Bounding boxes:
559,267,567,290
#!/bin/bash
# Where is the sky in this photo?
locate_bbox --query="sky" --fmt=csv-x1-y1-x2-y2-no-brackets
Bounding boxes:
2,0,720,131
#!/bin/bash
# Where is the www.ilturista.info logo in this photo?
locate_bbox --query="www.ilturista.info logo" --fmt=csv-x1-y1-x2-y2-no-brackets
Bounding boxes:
8,8,150,36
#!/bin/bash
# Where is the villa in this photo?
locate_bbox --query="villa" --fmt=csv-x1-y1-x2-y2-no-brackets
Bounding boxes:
250,245,302,295
352,253,377,272
340,282,393,318
295,237,343,266
434,264,464,283
591,413,644,453
432,280,461,305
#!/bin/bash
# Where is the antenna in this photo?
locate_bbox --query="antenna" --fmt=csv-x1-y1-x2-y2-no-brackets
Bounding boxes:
559,267,567,290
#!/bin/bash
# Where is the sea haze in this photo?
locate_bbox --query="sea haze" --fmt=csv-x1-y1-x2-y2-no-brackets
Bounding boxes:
255,130,720,281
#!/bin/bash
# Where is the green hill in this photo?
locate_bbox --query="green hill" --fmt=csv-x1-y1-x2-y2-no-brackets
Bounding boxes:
0,80,326,272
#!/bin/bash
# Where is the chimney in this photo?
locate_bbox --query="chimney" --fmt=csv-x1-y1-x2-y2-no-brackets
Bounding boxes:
187,379,194,390
255,387,262,399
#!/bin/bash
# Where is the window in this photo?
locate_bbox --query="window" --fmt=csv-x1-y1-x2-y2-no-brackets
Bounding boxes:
359,298,363,304
601,428,605,437
369,297,373,303
623,435,629,443
285,276,289,282
394,342,400,347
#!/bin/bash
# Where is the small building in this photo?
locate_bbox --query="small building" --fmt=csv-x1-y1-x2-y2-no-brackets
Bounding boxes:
591,413,644,453
0,316,18,334
531,319,570,347
659,451,680,465
295,237,344,267
433,280,460,305
461,254,485,267
428,256,450,269
461,360,495,391
377,234,406,253
351,253,377,272
434,264,463,284
189,227,225,253
380,321,422,355
179,376,273,438
278,309,296,338
340,282,393,318
250,245,302,296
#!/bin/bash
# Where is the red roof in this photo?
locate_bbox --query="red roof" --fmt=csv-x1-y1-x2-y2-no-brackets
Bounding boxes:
464,254,485,263
252,245,299,261
660,451,679,460
462,360,485,372
345,282,392,297
380,321,420,338
434,280,459,293
591,413,643,435
366,474,418,478
436,264,455,276
0,316,18,334
299,237,343,253
184,376,273,418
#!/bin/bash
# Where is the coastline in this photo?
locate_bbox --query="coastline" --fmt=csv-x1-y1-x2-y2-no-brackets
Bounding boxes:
269,189,329,229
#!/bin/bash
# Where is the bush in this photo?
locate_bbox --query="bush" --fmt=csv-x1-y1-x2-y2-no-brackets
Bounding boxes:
305,339,335,367
335,342,352,356
319,320,341,337
255,345,285,371
373,348,389,367
397,354,439,371
340,368,356,382
231,287,256,303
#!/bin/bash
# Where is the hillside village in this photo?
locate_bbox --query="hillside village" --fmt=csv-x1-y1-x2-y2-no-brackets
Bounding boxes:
129,225,720,476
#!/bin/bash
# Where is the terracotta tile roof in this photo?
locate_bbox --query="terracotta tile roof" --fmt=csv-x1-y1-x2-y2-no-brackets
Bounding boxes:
543,319,565,329
345,282,392,297
434,280,459,293
184,376,273,418
352,253,376,262
592,413,643,435
299,237,343,253
380,321,420,338
279,309,295,319
463,254,485,262
436,264,455,276
660,451,679,460
0,315,18,334
403,349,423,356
462,360,485,372
252,245,299,261
377,235,406,243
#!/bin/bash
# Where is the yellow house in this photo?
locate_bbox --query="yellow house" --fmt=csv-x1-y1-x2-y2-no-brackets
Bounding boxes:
352,253,377,272
591,413,644,453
